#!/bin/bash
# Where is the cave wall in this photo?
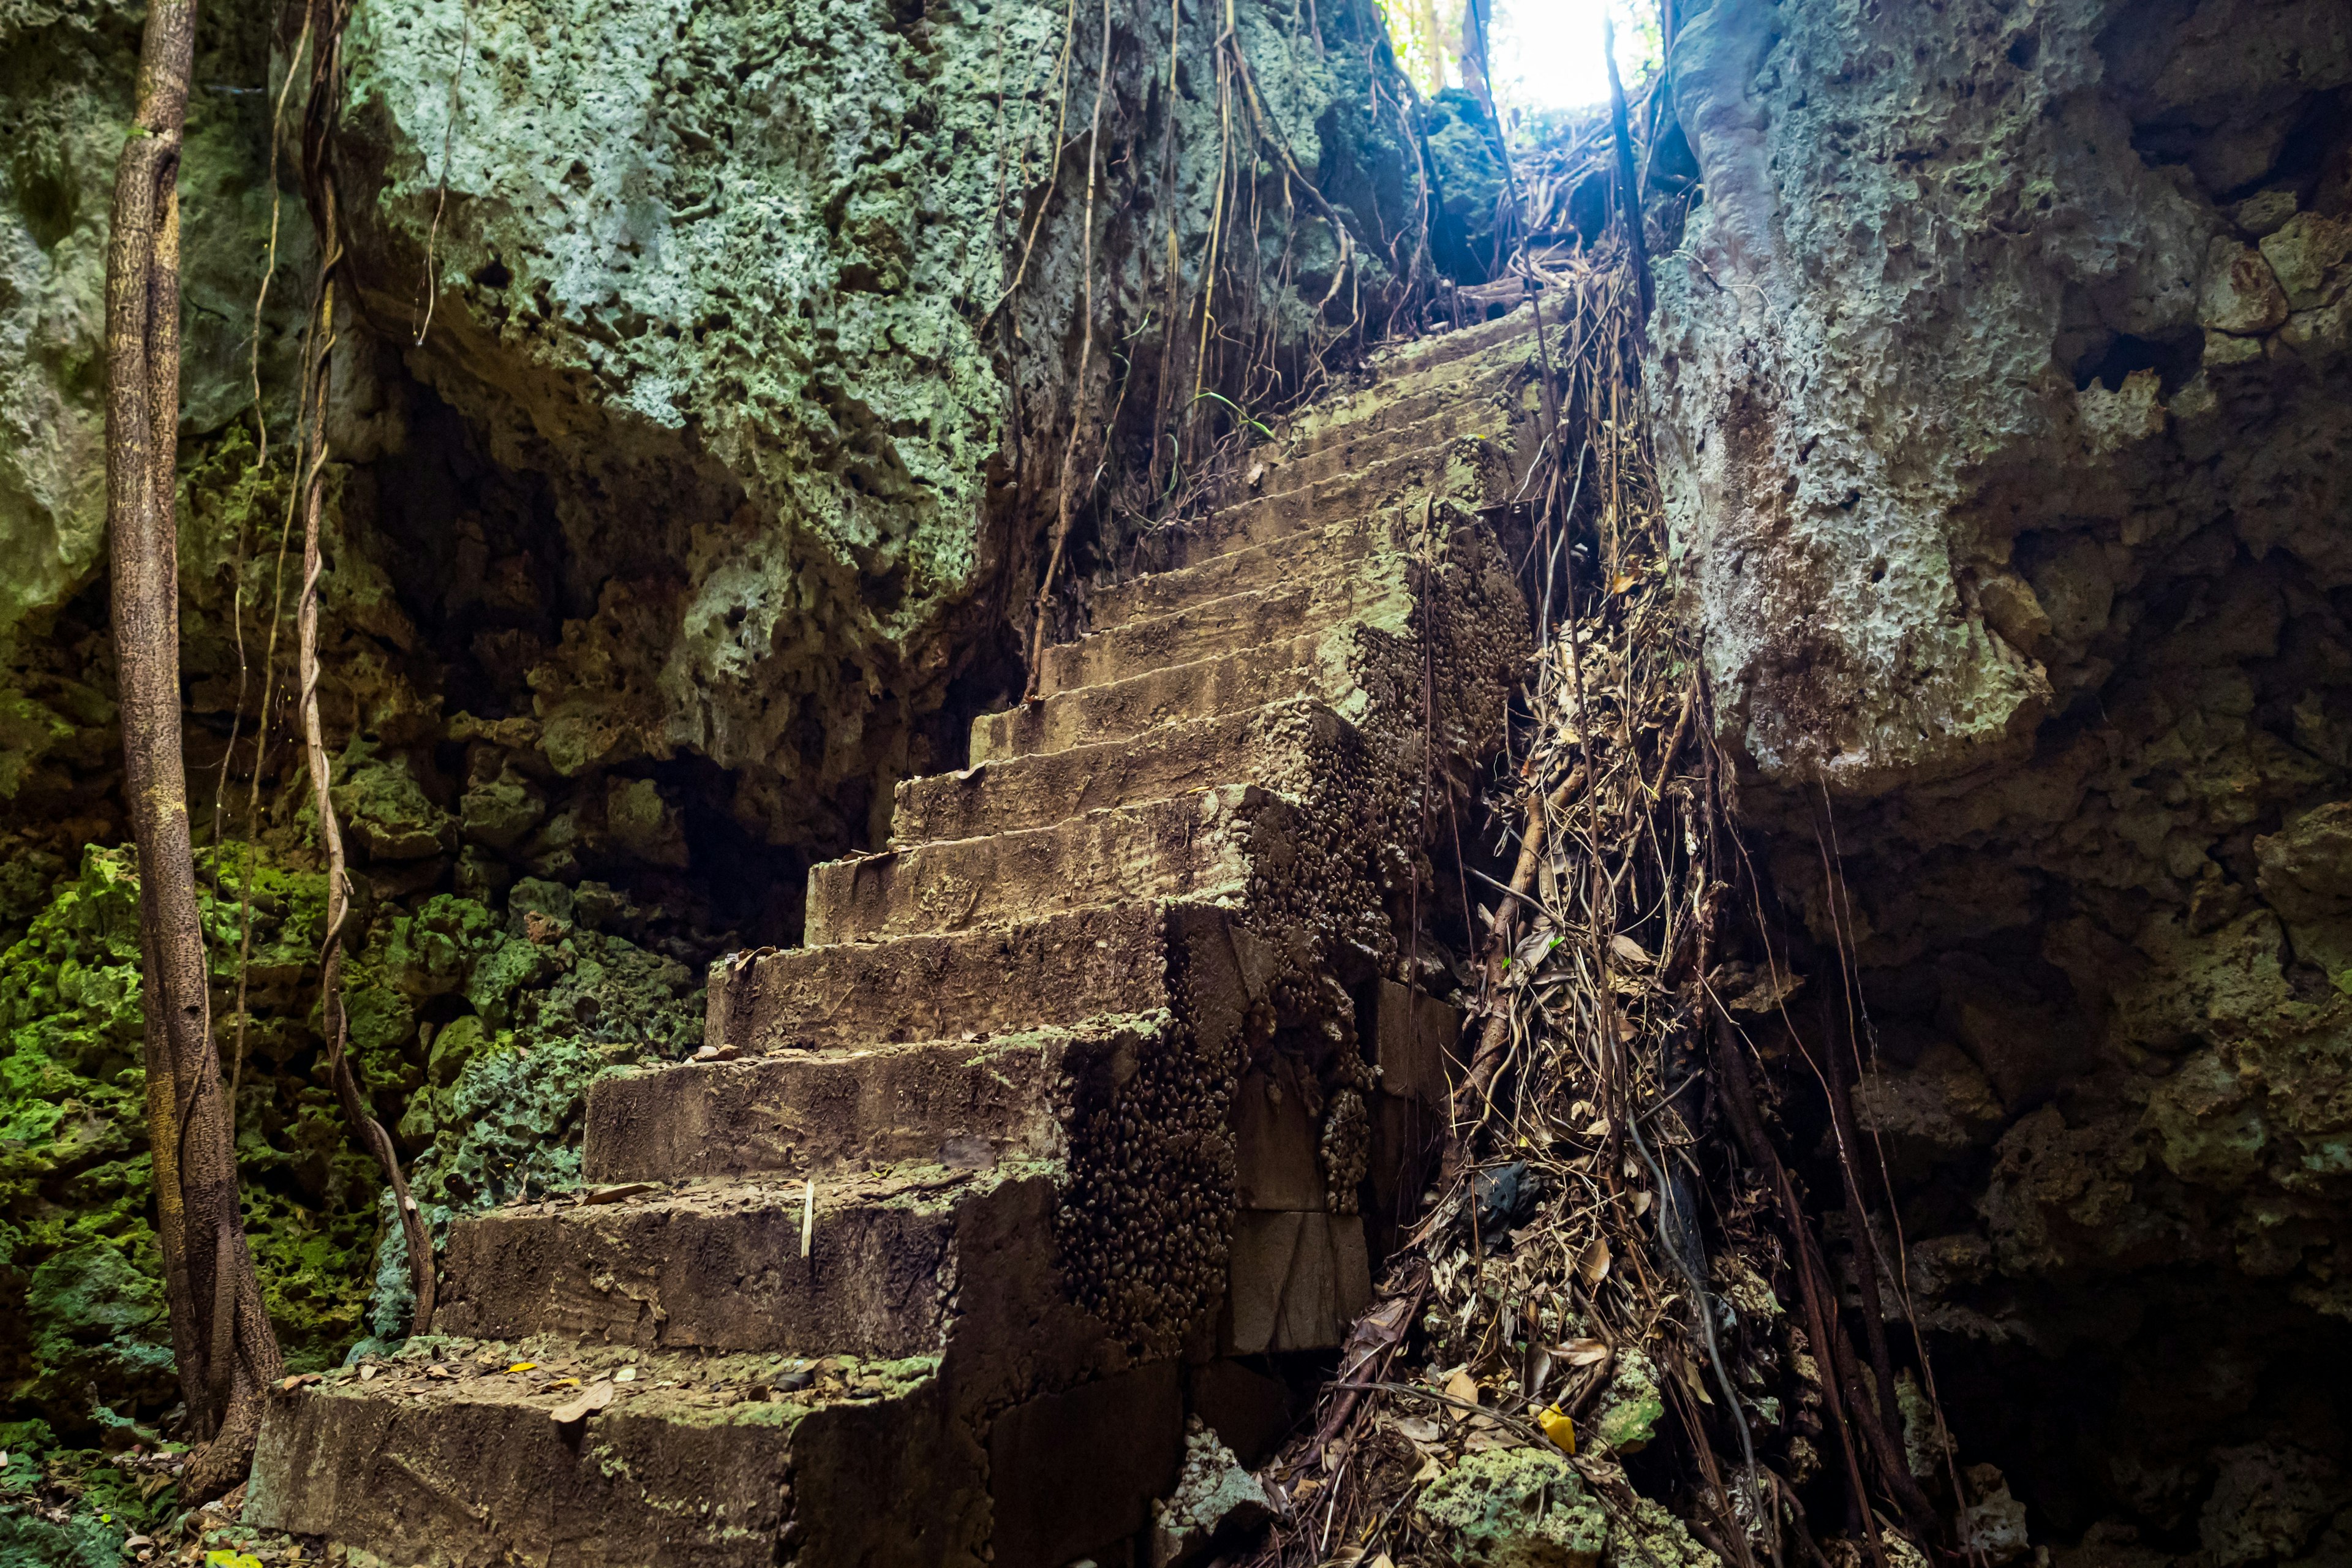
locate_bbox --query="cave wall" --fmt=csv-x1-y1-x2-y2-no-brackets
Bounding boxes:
1654,0,2352,1556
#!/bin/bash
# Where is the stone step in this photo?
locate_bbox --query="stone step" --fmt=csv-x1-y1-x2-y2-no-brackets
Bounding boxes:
1035,568,1406,701
1233,393,1523,510
1276,316,1542,459
583,1017,1163,1183
1091,513,1402,633
1365,300,1541,377
707,902,1166,1052
807,785,1296,943
893,697,1370,844
706,900,1272,1058
432,1167,1006,1358
1152,432,1521,573
973,629,1360,766
248,1338,967,1568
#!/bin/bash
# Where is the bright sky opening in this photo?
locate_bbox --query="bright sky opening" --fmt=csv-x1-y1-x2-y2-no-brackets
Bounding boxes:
1487,0,1660,116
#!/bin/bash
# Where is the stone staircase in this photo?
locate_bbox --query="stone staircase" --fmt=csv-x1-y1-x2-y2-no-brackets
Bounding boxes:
246,303,1548,1568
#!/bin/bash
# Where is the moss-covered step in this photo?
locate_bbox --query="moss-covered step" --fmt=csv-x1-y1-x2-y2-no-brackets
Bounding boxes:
246,1336,974,1568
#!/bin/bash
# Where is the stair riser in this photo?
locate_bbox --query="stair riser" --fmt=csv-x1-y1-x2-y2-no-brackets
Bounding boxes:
1231,395,1524,510
1090,514,1400,630
249,1377,974,1568
1283,325,1538,456
1035,562,1406,698
584,1027,1148,1183
976,633,1374,766
708,903,1169,1052
892,699,1353,843
1155,439,1518,572
435,1185,971,1357
807,788,1270,943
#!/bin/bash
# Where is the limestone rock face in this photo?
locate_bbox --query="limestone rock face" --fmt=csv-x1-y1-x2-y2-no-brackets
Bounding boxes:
1652,0,2352,1545
0,1,306,646
328,0,1412,840
1653,0,2350,796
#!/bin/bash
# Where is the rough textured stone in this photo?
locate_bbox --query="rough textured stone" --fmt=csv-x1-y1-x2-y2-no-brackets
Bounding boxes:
1654,0,2352,1547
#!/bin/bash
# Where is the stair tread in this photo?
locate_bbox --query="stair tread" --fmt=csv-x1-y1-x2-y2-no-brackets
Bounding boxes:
895,696,1364,843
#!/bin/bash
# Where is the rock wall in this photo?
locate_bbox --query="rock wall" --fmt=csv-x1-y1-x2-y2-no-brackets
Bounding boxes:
1655,0,2352,1555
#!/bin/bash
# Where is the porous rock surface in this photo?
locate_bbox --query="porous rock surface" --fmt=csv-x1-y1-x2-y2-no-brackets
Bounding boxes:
247,307,1545,1566
328,0,1419,842
1656,0,2352,1551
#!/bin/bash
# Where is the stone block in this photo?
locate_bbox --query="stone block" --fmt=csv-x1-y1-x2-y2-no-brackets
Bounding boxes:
988,1360,1184,1568
1232,1057,1323,1210
1223,1211,1371,1354
1373,979,1459,1106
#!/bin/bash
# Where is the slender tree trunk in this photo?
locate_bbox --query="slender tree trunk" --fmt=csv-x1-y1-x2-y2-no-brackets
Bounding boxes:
105,0,285,1501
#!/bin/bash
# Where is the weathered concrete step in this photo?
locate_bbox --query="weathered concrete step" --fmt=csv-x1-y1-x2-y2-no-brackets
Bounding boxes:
974,628,1358,765
1093,513,1401,632
1035,565,1406,701
1276,314,1542,458
1155,432,1520,573
894,697,1370,844
248,1336,967,1568
809,785,1296,943
584,1017,1162,1183
707,902,1165,1051
1366,300,1540,377
434,1166,1004,1357
1234,375,1530,507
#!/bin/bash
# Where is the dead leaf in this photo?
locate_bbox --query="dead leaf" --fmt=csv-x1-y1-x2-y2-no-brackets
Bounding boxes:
614,1365,638,1383
1246,461,1267,489
1582,1117,1611,1138
1608,933,1651,966
1577,1237,1612,1288
358,1363,379,1381
278,1373,322,1392
1393,1416,1442,1445
580,1182,658,1206
1413,1452,1445,1482
549,1381,615,1425
690,1044,741,1063
1561,1338,1612,1366
1442,1366,1480,1419
545,1377,581,1391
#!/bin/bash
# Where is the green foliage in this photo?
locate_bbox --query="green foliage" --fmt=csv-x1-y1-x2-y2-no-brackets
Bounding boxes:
0,844,704,1438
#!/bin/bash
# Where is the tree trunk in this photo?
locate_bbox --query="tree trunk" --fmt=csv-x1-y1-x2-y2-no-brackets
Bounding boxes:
104,0,285,1502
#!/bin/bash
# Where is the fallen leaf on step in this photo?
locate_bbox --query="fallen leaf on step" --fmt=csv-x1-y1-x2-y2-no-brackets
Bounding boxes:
545,1378,581,1391
507,1362,537,1374
614,1365,638,1382
278,1373,322,1392
358,1364,378,1381
580,1182,658,1206
550,1381,615,1425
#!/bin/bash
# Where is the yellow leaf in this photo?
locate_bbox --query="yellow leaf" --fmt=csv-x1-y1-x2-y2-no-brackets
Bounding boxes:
507,1362,537,1373
546,1378,581,1390
1538,1406,1576,1456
